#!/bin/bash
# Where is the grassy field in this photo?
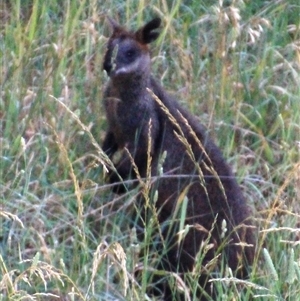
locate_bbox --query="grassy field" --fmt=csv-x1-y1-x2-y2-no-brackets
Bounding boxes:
1,0,300,300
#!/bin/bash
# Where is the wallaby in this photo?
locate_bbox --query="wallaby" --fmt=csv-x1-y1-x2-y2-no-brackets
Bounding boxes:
102,17,256,301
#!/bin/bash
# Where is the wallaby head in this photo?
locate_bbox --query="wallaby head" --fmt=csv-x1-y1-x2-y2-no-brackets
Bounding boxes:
103,17,161,80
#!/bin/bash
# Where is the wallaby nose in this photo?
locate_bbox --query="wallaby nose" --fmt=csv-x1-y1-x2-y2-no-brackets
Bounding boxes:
103,60,112,74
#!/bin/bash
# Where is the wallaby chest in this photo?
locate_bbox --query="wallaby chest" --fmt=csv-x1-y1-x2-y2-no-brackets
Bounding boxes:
104,83,157,145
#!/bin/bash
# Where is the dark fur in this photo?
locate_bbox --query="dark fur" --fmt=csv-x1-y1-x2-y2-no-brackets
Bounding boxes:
102,17,256,300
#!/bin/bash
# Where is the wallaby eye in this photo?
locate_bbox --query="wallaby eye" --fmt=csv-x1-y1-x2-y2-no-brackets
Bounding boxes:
126,49,135,57
118,41,140,64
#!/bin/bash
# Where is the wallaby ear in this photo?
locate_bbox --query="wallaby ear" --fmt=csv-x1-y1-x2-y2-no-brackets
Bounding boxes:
135,17,161,44
106,16,124,35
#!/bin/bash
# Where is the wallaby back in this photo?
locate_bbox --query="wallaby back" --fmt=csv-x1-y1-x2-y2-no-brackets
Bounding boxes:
102,17,256,301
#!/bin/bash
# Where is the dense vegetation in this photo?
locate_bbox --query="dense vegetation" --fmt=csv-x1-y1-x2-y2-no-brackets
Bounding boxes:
1,0,299,300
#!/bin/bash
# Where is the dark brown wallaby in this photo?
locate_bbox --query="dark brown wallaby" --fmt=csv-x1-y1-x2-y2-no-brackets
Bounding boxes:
102,17,256,301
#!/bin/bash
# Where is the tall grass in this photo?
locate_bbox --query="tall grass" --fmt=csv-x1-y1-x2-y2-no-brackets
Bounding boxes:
1,0,299,300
